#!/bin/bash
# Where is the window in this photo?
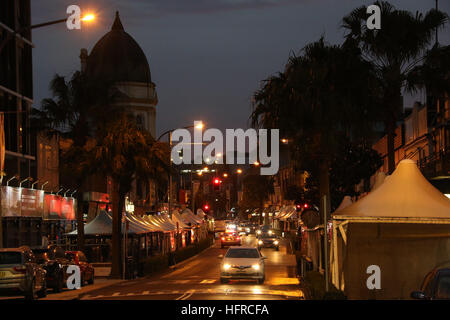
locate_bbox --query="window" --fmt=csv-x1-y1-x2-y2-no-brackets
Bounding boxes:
226,248,260,259
0,252,22,264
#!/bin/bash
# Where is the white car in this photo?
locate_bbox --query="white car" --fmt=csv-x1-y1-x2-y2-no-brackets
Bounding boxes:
219,246,266,284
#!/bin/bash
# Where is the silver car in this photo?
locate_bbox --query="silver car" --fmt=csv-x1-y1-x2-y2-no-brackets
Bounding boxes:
219,246,266,284
0,246,47,299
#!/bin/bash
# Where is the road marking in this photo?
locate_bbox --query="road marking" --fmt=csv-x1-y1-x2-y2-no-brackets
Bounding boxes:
200,279,216,284
175,289,195,300
112,292,121,296
172,280,190,284
126,293,135,296
142,291,150,295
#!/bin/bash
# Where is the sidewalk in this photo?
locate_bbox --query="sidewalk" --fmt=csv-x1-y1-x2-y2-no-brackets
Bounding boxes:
41,278,126,300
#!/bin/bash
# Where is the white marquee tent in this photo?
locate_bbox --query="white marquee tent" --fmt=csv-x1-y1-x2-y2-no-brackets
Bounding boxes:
331,159,450,299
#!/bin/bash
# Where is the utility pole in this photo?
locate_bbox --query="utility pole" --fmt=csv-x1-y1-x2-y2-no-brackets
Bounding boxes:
323,195,329,292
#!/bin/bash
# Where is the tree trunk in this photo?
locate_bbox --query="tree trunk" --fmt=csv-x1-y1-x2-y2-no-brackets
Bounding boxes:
386,118,396,175
318,157,331,223
110,178,125,279
76,193,85,252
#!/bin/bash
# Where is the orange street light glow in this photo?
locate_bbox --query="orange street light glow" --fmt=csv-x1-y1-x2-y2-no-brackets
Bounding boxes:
195,122,204,129
81,14,95,22
254,161,260,166
223,173,228,177
237,169,242,174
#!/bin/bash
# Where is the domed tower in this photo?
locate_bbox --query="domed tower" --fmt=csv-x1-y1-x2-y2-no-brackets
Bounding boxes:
80,12,158,214
82,11,157,137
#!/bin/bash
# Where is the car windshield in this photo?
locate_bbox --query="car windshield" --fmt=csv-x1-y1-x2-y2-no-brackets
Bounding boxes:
261,233,276,239
226,249,260,259
436,273,450,299
0,252,22,264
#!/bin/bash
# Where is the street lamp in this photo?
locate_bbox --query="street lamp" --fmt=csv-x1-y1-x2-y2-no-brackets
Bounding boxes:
0,12,96,54
41,181,49,191
6,175,18,186
31,180,39,189
157,122,204,218
56,187,64,196
19,177,31,188
237,169,243,174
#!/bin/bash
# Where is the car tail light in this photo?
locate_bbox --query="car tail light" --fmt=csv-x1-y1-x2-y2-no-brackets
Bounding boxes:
236,237,240,240
13,266,27,274
221,237,225,241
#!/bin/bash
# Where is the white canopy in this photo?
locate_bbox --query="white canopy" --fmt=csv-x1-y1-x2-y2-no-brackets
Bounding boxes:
278,205,297,221
371,171,387,191
334,196,353,213
334,159,450,219
171,210,190,229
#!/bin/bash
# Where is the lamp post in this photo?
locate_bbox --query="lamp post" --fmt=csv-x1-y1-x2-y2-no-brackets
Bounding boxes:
56,187,64,196
6,175,18,186
0,12,96,54
31,180,39,189
157,122,204,218
19,177,30,188
41,181,49,191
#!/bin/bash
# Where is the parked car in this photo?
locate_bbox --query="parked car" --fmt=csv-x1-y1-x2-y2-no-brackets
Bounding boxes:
0,246,47,299
257,233,280,251
219,246,266,284
411,267,450,300
32,246,72,292
220,232,241,248
65,251,95,286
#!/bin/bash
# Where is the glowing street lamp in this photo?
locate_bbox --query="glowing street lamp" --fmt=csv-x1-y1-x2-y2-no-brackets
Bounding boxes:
237,169,243,174
81,13,95,22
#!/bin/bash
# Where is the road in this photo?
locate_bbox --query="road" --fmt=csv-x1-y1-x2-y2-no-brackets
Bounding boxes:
80,234,304,300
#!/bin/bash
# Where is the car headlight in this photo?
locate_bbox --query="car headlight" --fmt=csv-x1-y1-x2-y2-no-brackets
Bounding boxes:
246,228,250,232
258,240,263,245
268,230,273,235
252,264,260,271
256,230,261,234
223,263,231,270
274,240,279,245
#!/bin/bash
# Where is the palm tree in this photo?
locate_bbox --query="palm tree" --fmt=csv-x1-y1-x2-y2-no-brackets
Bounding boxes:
252,38,378,220
342,1,448,173
31,72,115,250
79,113,169,278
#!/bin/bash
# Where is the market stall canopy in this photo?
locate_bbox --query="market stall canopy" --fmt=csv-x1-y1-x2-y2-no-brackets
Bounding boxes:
143,214,177,232
180,208,203,224
371,171,387,191
171,210,190,229
279,205,297,221
67,210,151,236
334,196,353,213
125,212,161,232
334,160,450,218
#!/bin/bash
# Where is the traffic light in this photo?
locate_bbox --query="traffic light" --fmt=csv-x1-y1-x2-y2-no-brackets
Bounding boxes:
213,177,222,191
295,204,302,212
203,204,210,212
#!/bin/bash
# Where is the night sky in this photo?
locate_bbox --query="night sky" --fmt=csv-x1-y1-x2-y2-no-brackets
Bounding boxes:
31,0,450,137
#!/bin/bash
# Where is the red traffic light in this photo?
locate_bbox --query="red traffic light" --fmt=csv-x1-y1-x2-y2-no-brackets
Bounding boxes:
213,178,222,185
304,204,309,208
203,204,210,211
